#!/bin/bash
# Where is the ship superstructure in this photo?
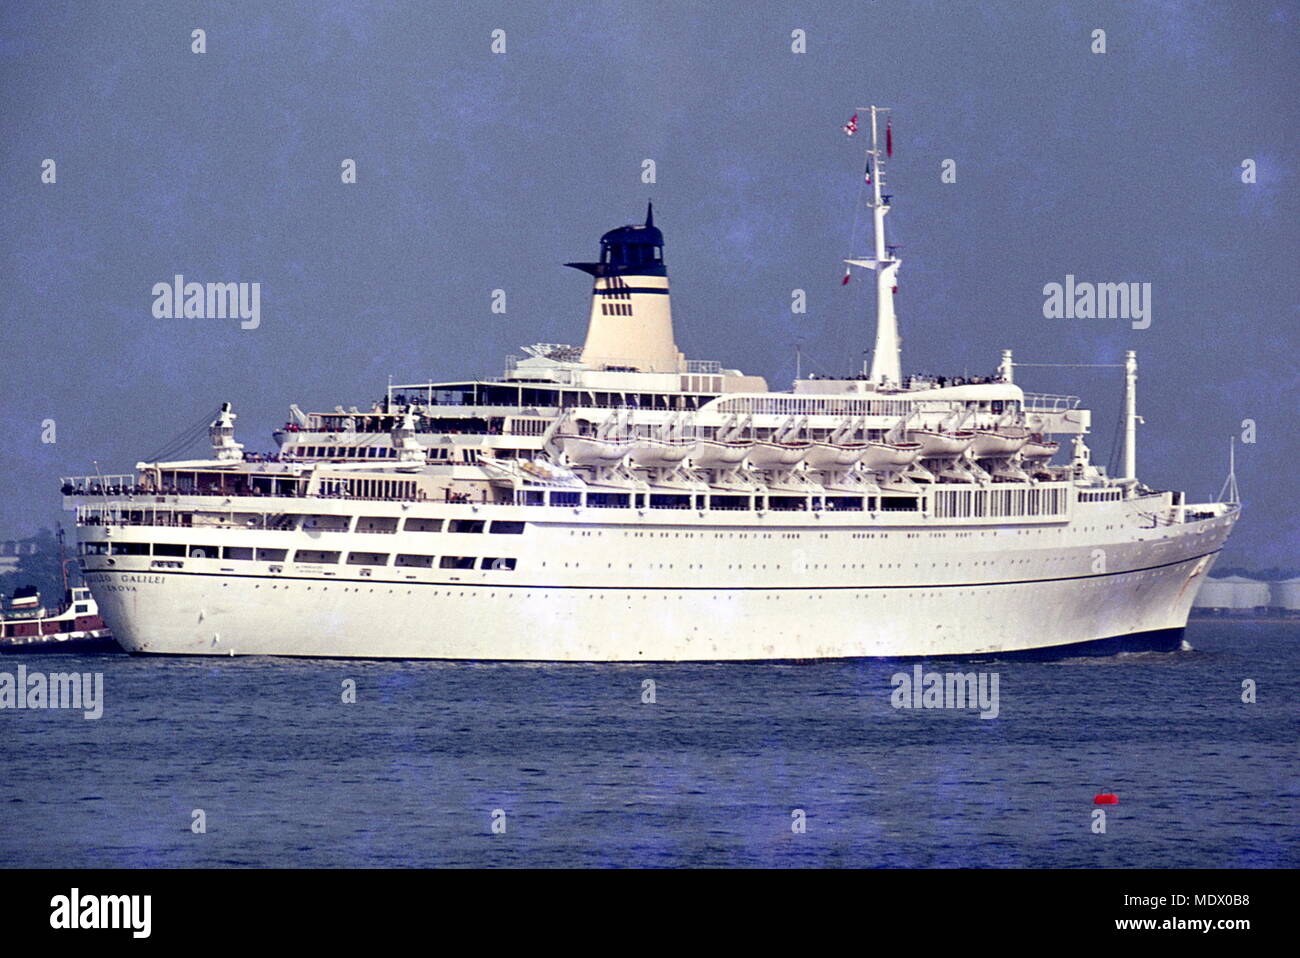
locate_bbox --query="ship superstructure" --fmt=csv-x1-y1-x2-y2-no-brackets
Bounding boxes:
64,109,1238,659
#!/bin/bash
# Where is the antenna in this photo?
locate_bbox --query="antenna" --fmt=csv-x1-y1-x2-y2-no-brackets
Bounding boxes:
1123,350,1140,480
1218,437,1240,504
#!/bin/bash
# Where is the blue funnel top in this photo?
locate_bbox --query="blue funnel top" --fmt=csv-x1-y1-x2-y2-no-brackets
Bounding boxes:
566,202,666,277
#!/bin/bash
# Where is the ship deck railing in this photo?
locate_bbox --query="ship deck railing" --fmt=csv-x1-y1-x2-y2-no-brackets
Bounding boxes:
1021,393,1082,412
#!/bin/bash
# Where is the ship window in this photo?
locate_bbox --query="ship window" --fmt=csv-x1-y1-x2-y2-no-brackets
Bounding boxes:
347,552,389,566
880,497,920,512
302,515,351,532
395,554,435,568
294,549,340,564
358,516,399,533
188,546,218,558
448,519,486,534
649,493,691,509
82,542,109,555
481,557,516,571
439,556,475,569
489,521,526,534
222,547,254,560
75,604,89,614
154,543,186,557
404,517,443,532
256,548,288,561
110,542,149,555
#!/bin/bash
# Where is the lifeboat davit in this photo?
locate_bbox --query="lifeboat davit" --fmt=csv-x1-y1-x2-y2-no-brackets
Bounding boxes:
804,443,865,470
629,438,692,468
558,434,631,465
909,430,974,459
1021,436,1060,461
747,441,809,469
971,426,1029,458
690,439,750,469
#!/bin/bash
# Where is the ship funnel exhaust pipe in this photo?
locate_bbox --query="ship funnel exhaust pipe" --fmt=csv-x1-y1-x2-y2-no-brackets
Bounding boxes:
565,205,683,374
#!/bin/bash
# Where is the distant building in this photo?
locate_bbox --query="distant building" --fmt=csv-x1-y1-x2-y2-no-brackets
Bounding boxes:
1193,575,1271,615
0,538,41,576
1271,577,1300,615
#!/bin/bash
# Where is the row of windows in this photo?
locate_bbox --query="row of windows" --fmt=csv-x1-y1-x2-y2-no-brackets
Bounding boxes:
293,516,525,535
316,478,419,500
303,445,398,458
81,518,526,553
284,446,457,462
1078,490,1123,502
932,486,1069,519
83,540,517,571
293,551,516,571
511,490,924,512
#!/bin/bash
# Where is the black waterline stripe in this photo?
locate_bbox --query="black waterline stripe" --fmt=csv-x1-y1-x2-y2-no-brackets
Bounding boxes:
86,549,1220,592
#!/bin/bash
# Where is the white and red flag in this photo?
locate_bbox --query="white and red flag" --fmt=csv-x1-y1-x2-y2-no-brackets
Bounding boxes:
842,113,858,136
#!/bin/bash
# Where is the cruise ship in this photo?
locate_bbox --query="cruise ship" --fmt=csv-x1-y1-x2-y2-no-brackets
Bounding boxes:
65,108,1238,660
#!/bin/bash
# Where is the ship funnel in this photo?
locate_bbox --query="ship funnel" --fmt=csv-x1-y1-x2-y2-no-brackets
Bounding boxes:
209,402,245,462
566,203,684,373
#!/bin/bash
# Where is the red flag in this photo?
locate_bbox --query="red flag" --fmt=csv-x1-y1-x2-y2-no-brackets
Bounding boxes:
842,113,858,136
886,118,893,157
841,269,852,286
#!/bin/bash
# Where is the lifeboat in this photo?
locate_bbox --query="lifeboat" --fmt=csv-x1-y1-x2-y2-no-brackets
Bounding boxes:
909,430,974,459
1021,436,1060,461
860,440,923,472
971,426,1029,458
747,441,809,469
803,443,865,470
558,434,632,465
628,438,693,469
690,439,750,469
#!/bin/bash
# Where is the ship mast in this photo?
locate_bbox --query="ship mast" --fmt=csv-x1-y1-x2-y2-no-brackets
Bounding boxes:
844,105,901,387
1123,349,1140,480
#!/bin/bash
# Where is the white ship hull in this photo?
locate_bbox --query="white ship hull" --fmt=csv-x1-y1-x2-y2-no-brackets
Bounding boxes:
62,149,1241,663
78,499,1236,661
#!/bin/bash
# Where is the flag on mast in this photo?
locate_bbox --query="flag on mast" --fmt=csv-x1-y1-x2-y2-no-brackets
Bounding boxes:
886,117,893,157
841,268,852,286
863,156,872,185
842,113,858,136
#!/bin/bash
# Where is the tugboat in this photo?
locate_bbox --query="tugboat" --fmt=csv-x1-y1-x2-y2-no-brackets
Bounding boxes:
0,585,117,653
1,531,117,653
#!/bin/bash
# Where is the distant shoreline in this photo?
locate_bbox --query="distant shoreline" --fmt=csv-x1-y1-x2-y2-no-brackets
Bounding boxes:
1189,616,1300,625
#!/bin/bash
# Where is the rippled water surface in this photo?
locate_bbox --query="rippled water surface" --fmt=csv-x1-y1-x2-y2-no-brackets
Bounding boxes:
2,621,1296,867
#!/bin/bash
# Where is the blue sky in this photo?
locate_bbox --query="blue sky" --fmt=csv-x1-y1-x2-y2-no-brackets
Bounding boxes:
1,0,1295,566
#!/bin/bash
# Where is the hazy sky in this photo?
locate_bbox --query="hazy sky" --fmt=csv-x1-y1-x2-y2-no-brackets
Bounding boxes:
1,0,1295,567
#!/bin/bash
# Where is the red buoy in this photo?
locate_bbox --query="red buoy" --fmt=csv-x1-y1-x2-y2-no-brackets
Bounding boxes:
1094,793,1119,805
